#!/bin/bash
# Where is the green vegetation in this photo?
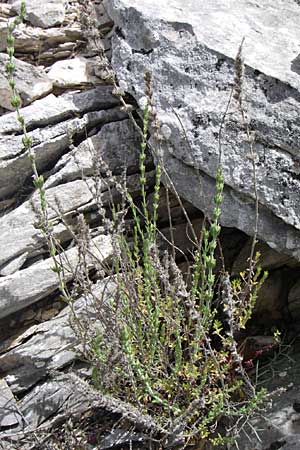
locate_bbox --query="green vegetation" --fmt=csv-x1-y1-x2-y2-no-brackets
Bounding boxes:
88,80,267,447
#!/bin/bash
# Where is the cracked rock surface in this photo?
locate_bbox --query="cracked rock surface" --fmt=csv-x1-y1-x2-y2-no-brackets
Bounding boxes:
0,1,149,443
105,0,300,260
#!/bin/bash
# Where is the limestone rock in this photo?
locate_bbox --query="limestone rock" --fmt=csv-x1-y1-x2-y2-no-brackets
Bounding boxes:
0,280,116,394
0,252,28,276
147,186,200,226
19,378,77,428
0,168,153,278
99,429,148,449
3,0,300,444
0,371,98,443
0,85,118,136
0,180,94,270
48,56,103,88
11,0,66,29
45,118,144,188
0,379,22,428
0,53,52,110
159,217,203,256
0,0,144,441
95,1,114,33
0,86,120,201
0,21,84,62
105,0,300,261
0,4,14,18
0,234,113,319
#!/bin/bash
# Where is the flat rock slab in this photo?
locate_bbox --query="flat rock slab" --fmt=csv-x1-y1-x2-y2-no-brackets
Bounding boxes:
0,53,52,110
45,117,143,187
0,86,119,142
10,0,66,29
105,0,300,260
0,170,149,275
0,179,95,270
48,56,104,88
0,86,120,201
0,234,113,319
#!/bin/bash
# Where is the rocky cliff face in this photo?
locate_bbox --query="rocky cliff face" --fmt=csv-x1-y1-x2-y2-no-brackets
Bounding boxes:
0,0,134,445
105,0,300,259
1,1,300,449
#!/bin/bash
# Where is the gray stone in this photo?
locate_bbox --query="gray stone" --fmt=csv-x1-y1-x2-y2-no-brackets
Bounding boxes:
45,117,142,187
0,234,113,319
0,179,94,270
0,280,116,394
0,252,28,276
0,107,124,165
160,155,300,262
0,167,153,275
105,0,300,261
0,87,120,201
95,1,114,33
11,0,66,29
19,378,74,428
0,53,52,110
147,186,200,225
85,118,146,175
0,4,14,18
99,429,148,449
0,86,119,138
47,56,103,88
0,21,83,61
14,375,94,431
0,379,22,428
159,217,203,256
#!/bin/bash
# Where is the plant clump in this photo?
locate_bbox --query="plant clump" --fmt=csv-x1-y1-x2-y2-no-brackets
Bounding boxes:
87,77,268,448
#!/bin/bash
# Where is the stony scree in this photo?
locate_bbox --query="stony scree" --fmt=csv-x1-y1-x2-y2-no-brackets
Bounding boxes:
0,0,84,64
10,0,66,29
